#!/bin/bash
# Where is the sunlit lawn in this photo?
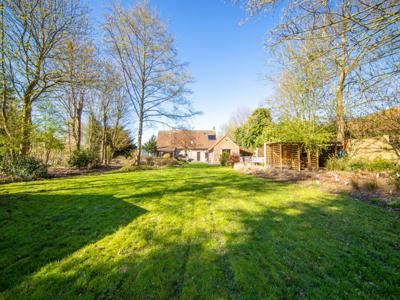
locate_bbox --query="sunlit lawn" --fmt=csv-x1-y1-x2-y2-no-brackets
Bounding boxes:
0,164,399,299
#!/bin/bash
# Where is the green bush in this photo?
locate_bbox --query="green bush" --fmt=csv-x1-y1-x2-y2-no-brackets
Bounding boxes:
0,155,48,179
363,180,378,191
68,150,98,169
220,152,230,166
364,157,397,171
154,157,180,167
145,156,155,166
326,157,397,172
326,157,350,171
118,165,155,172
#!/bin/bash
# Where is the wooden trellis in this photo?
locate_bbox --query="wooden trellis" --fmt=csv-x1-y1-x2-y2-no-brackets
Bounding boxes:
265,142,319,171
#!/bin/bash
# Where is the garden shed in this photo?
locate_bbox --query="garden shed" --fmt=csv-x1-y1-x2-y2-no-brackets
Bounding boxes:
263,142,338,171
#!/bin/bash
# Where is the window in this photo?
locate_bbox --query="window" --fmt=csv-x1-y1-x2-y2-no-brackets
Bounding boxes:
208,135,216,140
197,152,201,161
205,152,209,161
222,149,231,155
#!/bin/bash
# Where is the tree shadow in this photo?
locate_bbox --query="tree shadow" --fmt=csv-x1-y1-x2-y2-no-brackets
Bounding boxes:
0,193,147,292
5,190,399,299
1,169,399,299
222,196,400,298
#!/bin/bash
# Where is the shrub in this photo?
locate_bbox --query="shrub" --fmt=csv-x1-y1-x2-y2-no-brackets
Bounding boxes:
145,156,154,166
163,153,171,159
363,180,378,191
326,156,397,172
326,157,350,171
154,157,179,167
118,165,154,172
220,152,230,166
0,155,48,179
227,154,241,167
365,157,397,171
68,150,98,169
350,177,360,190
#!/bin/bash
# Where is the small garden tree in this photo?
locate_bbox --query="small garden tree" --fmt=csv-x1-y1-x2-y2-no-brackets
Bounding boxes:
234,108,271,149
142,135,158,156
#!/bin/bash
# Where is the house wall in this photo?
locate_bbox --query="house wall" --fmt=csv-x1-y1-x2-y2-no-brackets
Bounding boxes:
210,137,240,164
348,135,399,161
177,149,210,162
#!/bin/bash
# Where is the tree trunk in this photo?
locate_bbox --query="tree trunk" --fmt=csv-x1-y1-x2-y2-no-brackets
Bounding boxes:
101,110,107,165
68,122,72,159
136,114,143,166
0,4,11,147
20,99,32,155
45,149,50,165
136,73,145,165
76,115,82,150
76,95,84,151
336,68,346,144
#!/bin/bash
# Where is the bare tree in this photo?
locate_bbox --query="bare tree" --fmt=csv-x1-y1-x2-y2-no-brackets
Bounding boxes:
1,0,85,155
234,0,400,144
96,62,125,164
221,107,252,138
268,42,330,122
58,38,98,152
107,88,128,164
104,1,197,165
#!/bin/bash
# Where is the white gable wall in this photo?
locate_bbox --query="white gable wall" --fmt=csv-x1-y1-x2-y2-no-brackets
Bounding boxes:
177,149,209,162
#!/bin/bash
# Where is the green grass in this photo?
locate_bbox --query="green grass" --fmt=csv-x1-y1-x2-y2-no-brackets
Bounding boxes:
0,164,399,299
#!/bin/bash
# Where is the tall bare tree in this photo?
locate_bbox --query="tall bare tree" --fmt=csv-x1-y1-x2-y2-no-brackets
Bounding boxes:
222,107,252,138
234,0,400,144
96,62,125,164
104,2,196,165
1,0,84,155
59,38,98,152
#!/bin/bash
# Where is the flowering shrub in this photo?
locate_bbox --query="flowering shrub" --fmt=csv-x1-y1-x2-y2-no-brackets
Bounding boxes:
227,154,241,167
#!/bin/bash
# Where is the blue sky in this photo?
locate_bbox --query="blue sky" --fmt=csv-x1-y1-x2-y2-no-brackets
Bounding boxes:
87,0,277,139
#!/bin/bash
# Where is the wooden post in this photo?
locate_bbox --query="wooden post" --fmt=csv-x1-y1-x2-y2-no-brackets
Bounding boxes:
297,145,301,171
280,144,283,170
263,142,267,169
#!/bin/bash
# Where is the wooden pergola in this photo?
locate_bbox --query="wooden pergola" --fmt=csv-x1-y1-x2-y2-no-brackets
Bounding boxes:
263,142,319,171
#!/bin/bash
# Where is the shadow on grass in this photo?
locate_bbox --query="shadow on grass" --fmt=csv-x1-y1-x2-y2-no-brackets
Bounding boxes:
0,193,147,292
5,191,399,299
1,169,399,298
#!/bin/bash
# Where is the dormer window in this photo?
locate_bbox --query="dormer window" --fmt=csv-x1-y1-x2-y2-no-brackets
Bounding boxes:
208,135,216,140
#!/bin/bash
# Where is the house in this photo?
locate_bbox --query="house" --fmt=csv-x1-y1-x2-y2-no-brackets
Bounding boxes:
156,130,217,162
208,135,253,164
156,130,253,164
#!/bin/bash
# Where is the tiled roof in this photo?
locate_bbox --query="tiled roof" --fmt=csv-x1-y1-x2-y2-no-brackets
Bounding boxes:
156,130,217,151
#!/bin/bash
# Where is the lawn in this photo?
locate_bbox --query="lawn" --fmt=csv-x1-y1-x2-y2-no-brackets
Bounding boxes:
0,164,399,299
